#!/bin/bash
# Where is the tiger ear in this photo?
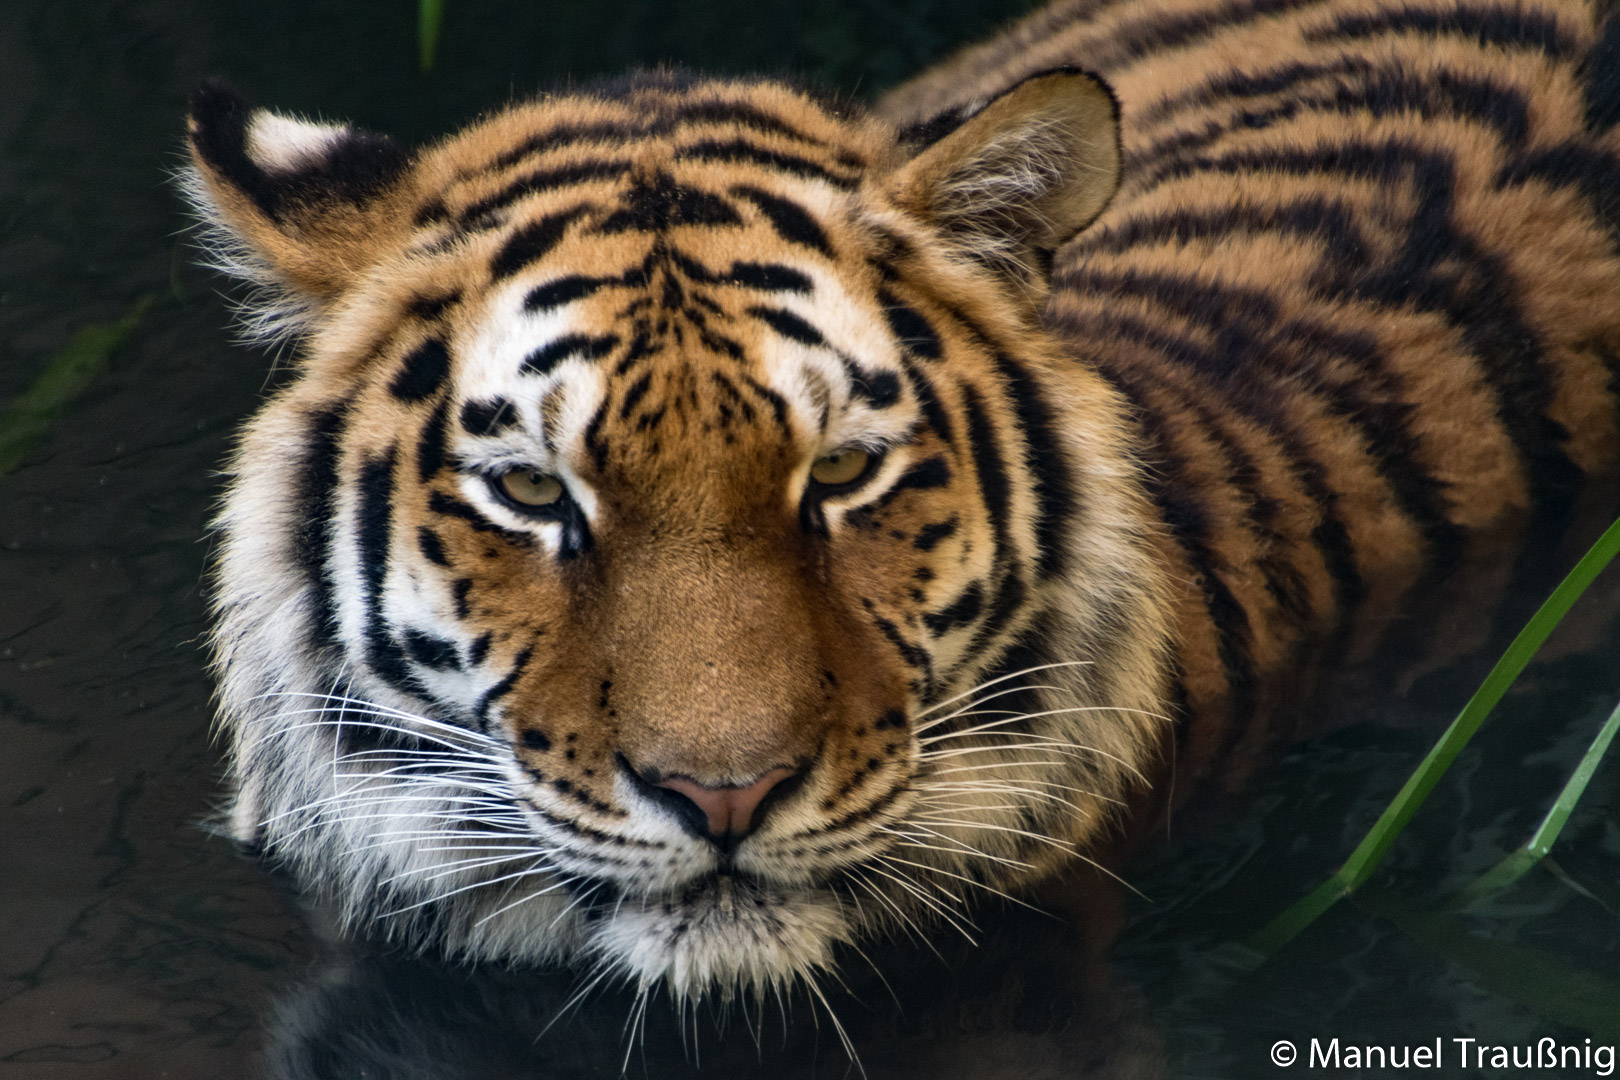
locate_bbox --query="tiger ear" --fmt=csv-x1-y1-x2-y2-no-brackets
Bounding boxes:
182,79,411,341
885,69,1120,289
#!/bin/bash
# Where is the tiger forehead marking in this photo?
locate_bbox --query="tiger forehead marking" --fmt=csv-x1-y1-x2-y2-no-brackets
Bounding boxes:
188,0,1620,1026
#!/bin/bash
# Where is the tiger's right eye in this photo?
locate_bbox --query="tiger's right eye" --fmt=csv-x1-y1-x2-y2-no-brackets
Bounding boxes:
810,447,872,488
497,469,564,508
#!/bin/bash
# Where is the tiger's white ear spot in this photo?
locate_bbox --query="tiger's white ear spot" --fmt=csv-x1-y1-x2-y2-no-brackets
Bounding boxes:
245,111,350,174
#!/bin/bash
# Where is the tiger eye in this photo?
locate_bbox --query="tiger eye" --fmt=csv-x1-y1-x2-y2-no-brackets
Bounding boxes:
810,448,871,487
499,469,564,507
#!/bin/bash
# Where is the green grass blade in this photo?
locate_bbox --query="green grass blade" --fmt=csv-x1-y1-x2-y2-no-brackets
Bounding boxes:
1245,516,1620,956
418,0,444,72
1451,696,1620,910
0,295,153,476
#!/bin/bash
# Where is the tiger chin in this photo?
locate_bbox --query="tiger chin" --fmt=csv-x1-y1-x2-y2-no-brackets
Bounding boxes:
185,67,1172,1003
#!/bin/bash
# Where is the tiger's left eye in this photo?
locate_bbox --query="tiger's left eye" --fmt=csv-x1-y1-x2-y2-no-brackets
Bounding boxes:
498,469,564,507
810,447,872,487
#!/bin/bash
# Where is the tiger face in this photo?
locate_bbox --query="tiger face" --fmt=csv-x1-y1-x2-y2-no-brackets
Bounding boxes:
187,71,1173,1000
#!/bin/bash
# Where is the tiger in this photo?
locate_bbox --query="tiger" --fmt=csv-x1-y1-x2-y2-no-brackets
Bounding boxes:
183,0,1620,1014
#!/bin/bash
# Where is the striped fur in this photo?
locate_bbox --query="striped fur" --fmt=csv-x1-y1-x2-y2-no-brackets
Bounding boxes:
184,0,1620,1010
882,0,1620,785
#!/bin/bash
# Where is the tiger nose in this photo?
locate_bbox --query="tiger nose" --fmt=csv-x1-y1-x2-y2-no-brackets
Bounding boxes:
655,767,800,846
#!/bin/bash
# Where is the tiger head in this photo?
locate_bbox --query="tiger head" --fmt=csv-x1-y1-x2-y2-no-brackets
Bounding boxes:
186,70,1173,1003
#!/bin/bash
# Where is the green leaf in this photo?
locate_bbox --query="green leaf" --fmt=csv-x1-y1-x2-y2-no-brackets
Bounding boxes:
1244,516,1620,956
419,0,444,72
1451,696,1620,910
0,295,153,476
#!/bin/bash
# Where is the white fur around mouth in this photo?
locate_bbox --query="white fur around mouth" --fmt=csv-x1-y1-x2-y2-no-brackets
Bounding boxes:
586,873,854,996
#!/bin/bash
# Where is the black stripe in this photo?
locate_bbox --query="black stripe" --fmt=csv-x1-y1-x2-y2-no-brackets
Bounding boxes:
525,275,608,312
750,305,824,347
1497,142,1620,242
583,401,610,472
1302,3,1577,57
1586,14,1620,135
1137,55,1377,128
1127,403,1260,735
1052,265,1446,583
699,328,746,363
485,122,641,174
1070,194,1372,260
1129,68,1531,180
417,398,449,483
452,579,472,619
676,138,858,188
875,456,952,509
408,291,461,321
868,606,932,673
404,629,462,671
1054,304,1380,616
618,372,653,420
1132,139,1584,527
356,449,424,697
709,371,756,425
468,632,493,666
740,374,791,433
416,526,449,567
914,517,958,551
596,174,741,233
1086,0,1306,72
732,185,834,256
840,357,901,409
1104,362,1319,633
880,291,944,361
427,490,535,547
459,396,518,437
900,356,954,445
491,206,591,281
674,99,842,155
461,162,626,225
522,333,620,376
292,399,353,652
923,582,985,637
991,353,1077,580
475,647,533,728
726,261,813,293
961,385,1012,566
971,565,1028,653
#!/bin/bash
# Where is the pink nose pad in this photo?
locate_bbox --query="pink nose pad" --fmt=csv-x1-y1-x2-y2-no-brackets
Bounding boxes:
656,767,799,841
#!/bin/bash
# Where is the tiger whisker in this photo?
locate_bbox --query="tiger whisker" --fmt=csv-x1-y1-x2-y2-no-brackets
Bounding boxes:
911,684,1069,734
380,849,558,887
471,869,588,928
878,822,1036,869
910,660,1095,721
874,853,1048,915
918,782,1089,814
380,860,561,918
858,862,978,944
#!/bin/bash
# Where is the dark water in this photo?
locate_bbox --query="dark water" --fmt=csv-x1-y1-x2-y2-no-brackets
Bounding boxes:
3,2,1618,1077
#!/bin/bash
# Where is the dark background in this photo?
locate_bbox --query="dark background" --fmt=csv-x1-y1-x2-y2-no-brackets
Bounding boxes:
3,2,1619,1077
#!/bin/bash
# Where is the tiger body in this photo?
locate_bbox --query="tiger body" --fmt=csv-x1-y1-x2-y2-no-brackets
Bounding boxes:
882,0,1620,783
186,0,1620,1004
